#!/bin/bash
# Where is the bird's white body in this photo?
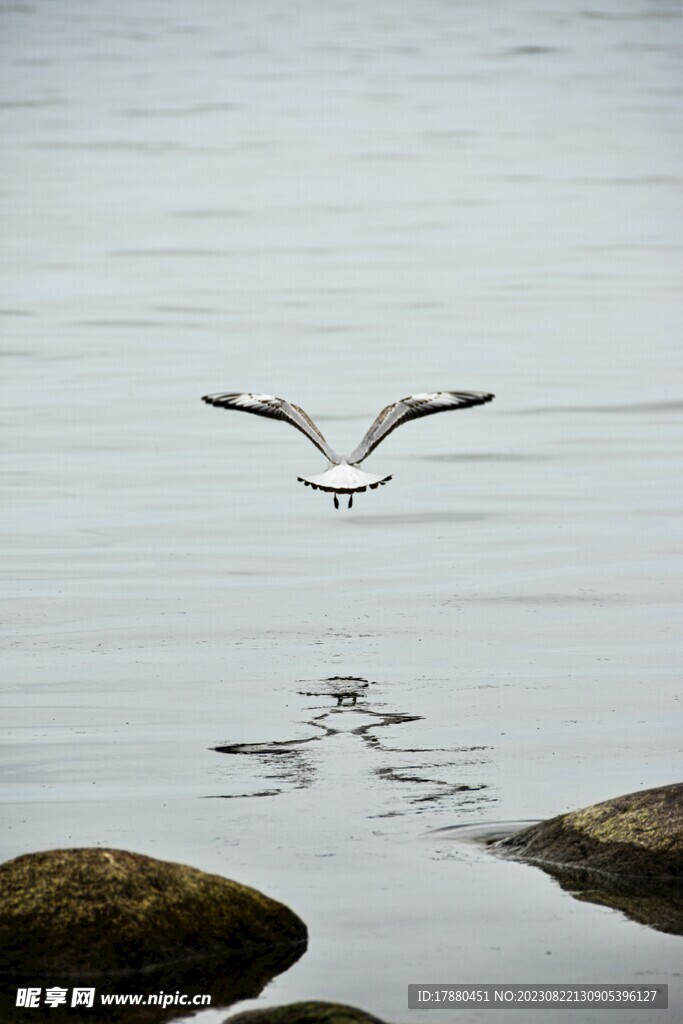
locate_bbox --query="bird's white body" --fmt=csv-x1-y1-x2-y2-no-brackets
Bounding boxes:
202,390,494,509
298,462,392,493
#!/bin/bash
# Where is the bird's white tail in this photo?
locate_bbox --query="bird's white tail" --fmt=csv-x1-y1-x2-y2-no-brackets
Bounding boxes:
297,463,392,494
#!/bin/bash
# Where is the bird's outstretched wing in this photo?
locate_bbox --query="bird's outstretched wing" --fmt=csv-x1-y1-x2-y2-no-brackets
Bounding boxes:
348,391,495,464
202,392,339,462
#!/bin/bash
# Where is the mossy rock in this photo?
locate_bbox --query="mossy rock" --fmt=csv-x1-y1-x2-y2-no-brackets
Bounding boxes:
497,783,683,880
226,1002,387,1024
494,784,683,936
0,848,307,977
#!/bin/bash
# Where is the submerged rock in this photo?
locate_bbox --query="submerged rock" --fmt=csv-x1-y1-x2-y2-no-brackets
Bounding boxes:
226,1002,387,1024
0,848,307,979
495,784,683,936
497,783,683,880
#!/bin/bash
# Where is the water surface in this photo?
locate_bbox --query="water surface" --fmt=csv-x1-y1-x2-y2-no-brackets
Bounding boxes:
1,1,682,1021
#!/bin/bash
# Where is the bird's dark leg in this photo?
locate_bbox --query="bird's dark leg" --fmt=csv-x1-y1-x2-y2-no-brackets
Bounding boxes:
333,494,339,509
348,494,353,509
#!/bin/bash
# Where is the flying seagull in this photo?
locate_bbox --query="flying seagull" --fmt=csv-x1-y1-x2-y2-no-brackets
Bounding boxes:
202,390,495,509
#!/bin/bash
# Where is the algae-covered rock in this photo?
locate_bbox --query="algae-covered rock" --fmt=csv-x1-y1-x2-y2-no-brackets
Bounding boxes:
0,848,307,977
226,1002,387,1024
497,783,683,880
494,784,683,936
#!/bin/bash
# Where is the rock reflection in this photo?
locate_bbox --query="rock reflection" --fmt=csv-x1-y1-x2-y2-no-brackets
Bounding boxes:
527,864,683,938
0,945,303,1024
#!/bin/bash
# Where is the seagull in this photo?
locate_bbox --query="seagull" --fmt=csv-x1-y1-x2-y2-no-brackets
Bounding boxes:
202,390,495,509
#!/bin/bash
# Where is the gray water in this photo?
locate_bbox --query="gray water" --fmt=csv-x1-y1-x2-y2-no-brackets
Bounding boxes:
1,0,682,1021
